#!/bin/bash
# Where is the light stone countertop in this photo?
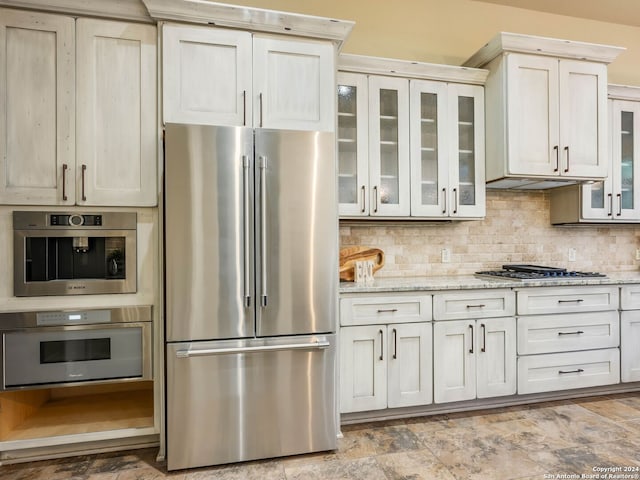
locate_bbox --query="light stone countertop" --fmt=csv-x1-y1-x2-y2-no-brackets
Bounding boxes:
339,272,640,294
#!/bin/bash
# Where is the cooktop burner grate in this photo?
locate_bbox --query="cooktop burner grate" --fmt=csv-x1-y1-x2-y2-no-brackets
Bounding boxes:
475,264,606,281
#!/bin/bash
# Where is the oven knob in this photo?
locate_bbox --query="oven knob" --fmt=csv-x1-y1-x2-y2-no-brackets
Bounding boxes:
69,214,84,226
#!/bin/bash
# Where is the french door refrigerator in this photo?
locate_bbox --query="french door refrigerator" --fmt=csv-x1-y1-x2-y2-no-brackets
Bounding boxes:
164,124,338,471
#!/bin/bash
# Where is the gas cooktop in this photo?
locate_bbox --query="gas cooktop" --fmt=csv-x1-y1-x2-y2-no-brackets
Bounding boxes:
476,264,606,281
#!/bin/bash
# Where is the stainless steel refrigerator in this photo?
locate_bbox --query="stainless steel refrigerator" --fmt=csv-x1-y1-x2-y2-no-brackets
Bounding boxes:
164,124,338,471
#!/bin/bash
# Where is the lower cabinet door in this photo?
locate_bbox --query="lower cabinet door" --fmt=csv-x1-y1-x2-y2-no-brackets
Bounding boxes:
433,320,475,403
476,317,517,398
387,323,433,408
621,311,640,382
340,325,387,413
518,348,620,394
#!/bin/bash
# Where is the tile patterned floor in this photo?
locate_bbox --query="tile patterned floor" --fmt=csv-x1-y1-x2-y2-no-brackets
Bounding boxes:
2,393,640,480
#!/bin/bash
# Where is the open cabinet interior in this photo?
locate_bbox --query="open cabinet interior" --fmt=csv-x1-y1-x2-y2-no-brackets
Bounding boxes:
0,381,154,442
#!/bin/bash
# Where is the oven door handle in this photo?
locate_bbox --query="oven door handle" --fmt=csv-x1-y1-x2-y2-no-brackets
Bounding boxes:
175,341,331,358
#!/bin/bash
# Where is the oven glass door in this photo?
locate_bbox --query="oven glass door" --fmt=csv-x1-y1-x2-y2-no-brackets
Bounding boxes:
3,326,143,389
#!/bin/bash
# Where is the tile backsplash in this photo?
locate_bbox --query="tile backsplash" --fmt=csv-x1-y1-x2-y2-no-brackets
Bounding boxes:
339,190,640,277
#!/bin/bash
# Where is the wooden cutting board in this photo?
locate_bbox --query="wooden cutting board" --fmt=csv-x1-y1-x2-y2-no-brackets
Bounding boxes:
339,246,385,281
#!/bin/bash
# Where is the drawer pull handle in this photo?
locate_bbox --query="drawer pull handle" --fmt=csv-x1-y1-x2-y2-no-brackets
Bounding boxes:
377,308,398,313
466,304,486,309
558,368,584,375
558,330,585,336
558,299,584,303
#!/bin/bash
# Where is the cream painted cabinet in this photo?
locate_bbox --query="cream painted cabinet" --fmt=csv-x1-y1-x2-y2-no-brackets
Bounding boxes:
505,55,607,179
340,323,432,413
0,10,157,206
551,86,640,224
163,24,334,131
409,80,485,218
621,285,640,382
433,317,516,403
76,19,157,206
464,32,623,188
337,55,487,219
0,8,74,205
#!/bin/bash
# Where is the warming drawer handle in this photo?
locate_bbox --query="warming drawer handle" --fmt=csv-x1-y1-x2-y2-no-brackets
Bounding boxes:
558,330,585,336
175,341,331,358
558,299,584,303
558,368,585,375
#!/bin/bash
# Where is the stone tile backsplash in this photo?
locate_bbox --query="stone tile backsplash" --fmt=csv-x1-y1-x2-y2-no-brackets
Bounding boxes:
339,191,640,277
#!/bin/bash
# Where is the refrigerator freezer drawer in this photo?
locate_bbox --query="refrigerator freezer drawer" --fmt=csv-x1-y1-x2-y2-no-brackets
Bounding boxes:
166,335,337,470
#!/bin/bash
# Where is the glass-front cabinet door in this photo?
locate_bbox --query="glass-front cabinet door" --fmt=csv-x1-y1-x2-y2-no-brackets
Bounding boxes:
368,76,410,216
337,72,369,216
409,80,448,217
582,98,640,221
410,81,485,218
449,83,485,218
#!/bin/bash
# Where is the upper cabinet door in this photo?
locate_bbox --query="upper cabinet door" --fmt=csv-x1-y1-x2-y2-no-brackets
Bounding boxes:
559,60,608,178
337,72,369,216
0,8,75,205
448,83,485,218
162,24,252,126
506,54,560,177
253,36,335,131
368,76,410,217
76,19,157,206
611,100,640,220
409,79,448,217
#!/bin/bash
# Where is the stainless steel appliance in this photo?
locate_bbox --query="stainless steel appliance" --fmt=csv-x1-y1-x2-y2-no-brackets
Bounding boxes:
0,306,152,390
13,211,137,296
476,264,606,281
164,124,337,470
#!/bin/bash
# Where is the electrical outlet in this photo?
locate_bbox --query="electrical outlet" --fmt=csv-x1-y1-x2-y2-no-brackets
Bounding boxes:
441,248,451,263
568,248,576,262
636,249,640,261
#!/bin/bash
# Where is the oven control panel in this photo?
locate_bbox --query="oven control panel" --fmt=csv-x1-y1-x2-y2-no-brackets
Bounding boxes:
50,214,102,226
36,309,111,326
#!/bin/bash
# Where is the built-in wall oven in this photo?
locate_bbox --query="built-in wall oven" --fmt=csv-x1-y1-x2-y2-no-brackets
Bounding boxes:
13,211,137,296
0,306,152,390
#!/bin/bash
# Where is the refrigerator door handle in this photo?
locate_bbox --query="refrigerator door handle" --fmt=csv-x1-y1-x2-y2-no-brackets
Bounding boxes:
175,341,331,358
259,155,268,307
242,155,251,308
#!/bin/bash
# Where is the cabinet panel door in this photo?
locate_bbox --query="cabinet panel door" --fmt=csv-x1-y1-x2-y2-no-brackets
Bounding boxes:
253,36,334,132
368,76,410,216
559,60,607,178
448,83,485,218
337,72,370,216
0,9,74,205
476,318,516,398
162,24,252,126
433,320,475,403
409,79,448,217
621,311,640,382
506,54,559,176
387,323,432,408
340,326,387,413
76,19,157,206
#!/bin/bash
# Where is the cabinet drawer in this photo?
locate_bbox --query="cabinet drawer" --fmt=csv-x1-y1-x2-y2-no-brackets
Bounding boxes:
517,311,619,355
621,285,640,310
340,295,432,326
517,348,620,395
433,289,515,320
516,287,619,315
